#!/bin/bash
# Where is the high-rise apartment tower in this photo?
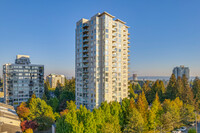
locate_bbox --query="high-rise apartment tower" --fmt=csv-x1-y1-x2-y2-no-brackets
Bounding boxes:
3,55,44,107
173,65,190,80
75,12,130,110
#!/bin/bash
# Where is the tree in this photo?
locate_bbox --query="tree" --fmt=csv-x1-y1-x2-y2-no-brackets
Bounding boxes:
166,74,177,100
20,120,37,132
121,98,131,131
136,91,148,125
148,93,163,130
128,83,138,99
142,82,151,104
162,98,182,129
181,104,195,125
149,80,165,103
193,77,200,99
17,102,30,121
56,102,84,133
28,98,55,130
25,128,33,133
124,107,144,133
48,97,59,112
160,112,174,132
182,75,194,105
77,105,96,133
42,93,47,101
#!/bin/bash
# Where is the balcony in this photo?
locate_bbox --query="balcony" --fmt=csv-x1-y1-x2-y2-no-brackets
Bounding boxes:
83,75,89,79
112,59,117,62
112,38,117,42
83,29,89,33
112,49,117,53
112,54,117,57
83,89,88,93
128,33,130,35
112,33,117,37
83,34,89,38
112,43,117,47
112,65,117,68
83,23,89,27
83,39,89,43
83,80,88,84
83,64,89,68
83,54,89,58
128,45,130,48
128,37,130,40
83,69,89,73
83,85,88,89
83,59,89,63
128,41,130,44
83,49,89,53
112,28,117,32
112,23,117,27
83,44,89,48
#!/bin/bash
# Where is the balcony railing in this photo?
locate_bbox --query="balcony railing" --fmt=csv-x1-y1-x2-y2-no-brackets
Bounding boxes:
83,29,89,33
83,39,89,43
83,44,89,48
83,54,89,58
83,64,89,68
83,59,89,63
83,49,88,53
83,34,89,38
112,28,117,32
112,43,117,47
83,23,89,27
112,38,117,42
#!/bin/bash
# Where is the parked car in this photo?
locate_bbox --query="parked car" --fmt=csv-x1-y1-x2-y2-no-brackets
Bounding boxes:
180,126,187,132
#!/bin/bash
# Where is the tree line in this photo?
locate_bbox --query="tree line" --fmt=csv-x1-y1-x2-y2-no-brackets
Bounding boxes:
17,74,200,132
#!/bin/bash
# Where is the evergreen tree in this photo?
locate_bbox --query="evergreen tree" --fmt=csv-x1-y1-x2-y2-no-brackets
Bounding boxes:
166,74,177,100
142,82,151,104
136,91,148,125
182,75,194,105
192,77,200,99
176,77,184,98
124,107,144,133
148,93,163,130
128,83,138,99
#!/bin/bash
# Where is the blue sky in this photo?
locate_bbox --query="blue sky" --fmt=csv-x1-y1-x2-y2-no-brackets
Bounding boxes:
0,0,200,77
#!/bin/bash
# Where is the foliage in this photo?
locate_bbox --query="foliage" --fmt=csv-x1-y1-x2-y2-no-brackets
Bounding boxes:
188,128,197,133
20,120,37,132
17,102,30,121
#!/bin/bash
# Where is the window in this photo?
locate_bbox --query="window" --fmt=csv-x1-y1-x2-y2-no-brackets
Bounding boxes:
106,29,109,33
106,34,109,38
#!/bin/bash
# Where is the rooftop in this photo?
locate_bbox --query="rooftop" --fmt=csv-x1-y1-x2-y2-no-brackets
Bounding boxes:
0,103,21,133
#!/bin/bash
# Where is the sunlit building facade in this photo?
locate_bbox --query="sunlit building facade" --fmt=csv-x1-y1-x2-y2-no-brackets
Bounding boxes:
3,55,44,107
75,12,130,110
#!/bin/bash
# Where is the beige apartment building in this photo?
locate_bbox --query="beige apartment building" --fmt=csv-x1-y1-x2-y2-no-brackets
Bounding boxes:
75,12,130,110
3,55,44,107
46,74,65,88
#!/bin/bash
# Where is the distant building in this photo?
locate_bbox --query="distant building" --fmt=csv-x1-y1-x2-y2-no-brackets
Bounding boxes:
0,102,22,133
173,65,190,79
3,55,44,107
75,12,130,110
133,74,138,81
46,74,65,88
